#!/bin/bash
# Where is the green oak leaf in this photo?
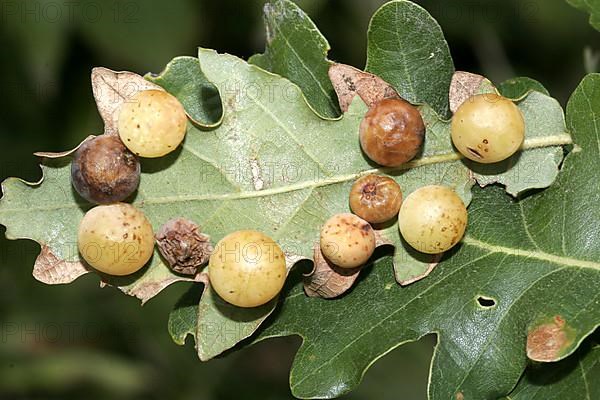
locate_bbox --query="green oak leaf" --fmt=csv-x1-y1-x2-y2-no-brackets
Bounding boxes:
384,89,570,282
167,276,284,362
196,282,281,361
567,0,600,31
252,0,455,120
365,0,455,118
0,157,201,304
0,47,571,359
449,72,566,198
498,77,550,100
1,1,594,398
228,15,570,283
250,0,341,119
247,74,600,399
169,284,202,345
146,56,223,128
162,51,569,356
505,334,600,400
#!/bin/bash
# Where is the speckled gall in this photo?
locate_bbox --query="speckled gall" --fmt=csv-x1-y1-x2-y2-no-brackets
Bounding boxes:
208,230,286,308
78,203,155,276
398,185,467,254
118,90,187,158
320,213,376,268
451,93,525,164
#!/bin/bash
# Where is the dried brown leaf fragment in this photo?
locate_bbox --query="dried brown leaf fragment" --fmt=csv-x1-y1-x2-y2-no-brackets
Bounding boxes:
527,315,576,362
119,272,205,305
449,71,487,113
33,245,91,284
328,63,400,113
304,243,361,299
304,233,392,299
91,68,164,136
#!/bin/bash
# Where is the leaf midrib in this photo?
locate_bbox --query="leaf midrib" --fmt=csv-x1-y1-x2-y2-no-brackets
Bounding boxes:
463,236,600,271
0,134,573,214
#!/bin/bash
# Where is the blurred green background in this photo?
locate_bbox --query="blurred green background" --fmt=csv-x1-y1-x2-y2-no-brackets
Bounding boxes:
0,1,597,399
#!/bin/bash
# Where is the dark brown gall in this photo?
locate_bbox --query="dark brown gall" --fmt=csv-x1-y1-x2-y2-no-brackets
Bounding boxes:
71,135,140,204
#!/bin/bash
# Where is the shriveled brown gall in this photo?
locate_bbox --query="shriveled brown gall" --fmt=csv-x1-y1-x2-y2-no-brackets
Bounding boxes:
349,174,402,224
156,218,213,275
359,98,425,167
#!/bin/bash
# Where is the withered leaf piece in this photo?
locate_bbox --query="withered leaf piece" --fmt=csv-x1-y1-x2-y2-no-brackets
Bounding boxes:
34,136,96,159
527,315,576,362
449,71,490,113
328,63,400,113
304,232,392,299
118,272,205,305
304,243,361,299
33,245,91,284
91,67,164,136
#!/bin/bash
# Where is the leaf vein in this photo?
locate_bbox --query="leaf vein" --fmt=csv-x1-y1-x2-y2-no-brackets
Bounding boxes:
182,146,242,191
464,236,600,271
0,135,571,215
519,202,542,251
244,89,331,175
580,358,592,400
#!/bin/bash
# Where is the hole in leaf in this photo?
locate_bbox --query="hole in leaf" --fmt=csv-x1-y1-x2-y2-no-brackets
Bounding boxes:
477,296,496,308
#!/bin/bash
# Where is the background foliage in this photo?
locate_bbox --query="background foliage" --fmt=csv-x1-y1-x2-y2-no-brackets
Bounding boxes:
0,0,598,399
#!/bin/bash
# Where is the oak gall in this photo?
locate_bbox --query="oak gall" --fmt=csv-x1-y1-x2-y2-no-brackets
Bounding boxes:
359,98,425,167
71,135,140,204
155,218,213,275
320,213,376,268
349,174,402,224
208,230,286,308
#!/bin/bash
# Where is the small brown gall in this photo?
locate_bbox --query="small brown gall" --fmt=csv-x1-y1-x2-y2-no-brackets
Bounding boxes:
349,174,402,224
